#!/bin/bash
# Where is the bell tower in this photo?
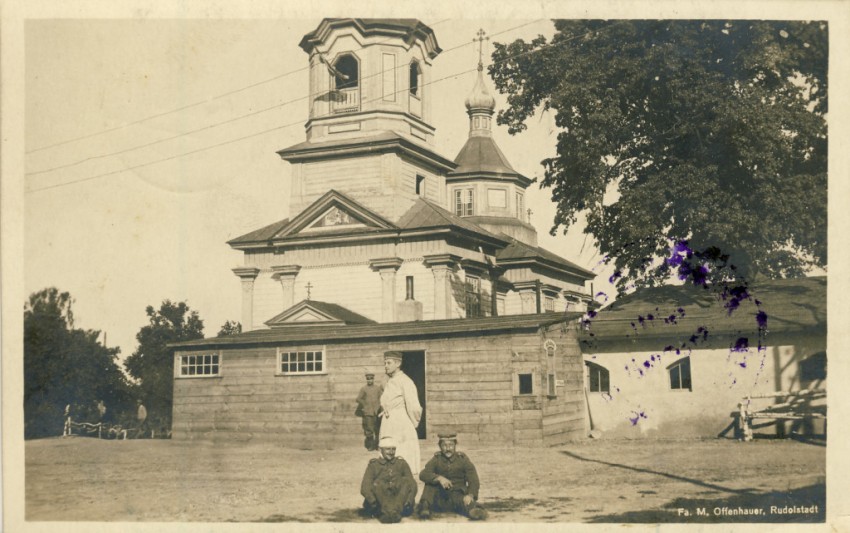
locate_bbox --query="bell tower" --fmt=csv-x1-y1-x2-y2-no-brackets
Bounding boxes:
299,19,441,145
280,19,455,221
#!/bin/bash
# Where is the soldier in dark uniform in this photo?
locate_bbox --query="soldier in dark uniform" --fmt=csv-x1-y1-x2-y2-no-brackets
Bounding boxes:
359,436,417,523
355,372,382,450
418,433,487,520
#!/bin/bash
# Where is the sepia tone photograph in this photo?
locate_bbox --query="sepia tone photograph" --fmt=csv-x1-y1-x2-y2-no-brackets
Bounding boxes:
4,2,849,532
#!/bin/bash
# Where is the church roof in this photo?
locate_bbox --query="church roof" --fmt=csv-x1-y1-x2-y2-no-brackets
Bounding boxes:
299,19,441,58
172,313,584,349
265,300,376,328
497,238,596,279
582,276,826,346
449,135,531,185
397,198,506,243
227,217,292,245
278,131,456,173
228,192,507,249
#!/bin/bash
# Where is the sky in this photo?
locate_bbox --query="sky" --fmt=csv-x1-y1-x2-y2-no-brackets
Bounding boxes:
23,18,614,362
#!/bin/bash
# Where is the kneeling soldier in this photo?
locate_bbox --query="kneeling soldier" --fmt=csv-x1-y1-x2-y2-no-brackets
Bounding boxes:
360,436,417,523
418,433,487,520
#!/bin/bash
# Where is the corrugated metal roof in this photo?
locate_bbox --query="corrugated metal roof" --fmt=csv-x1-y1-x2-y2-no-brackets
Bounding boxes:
172,313,582,349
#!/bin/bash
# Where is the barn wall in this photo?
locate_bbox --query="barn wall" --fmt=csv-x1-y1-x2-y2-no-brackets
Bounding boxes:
582,331,826,438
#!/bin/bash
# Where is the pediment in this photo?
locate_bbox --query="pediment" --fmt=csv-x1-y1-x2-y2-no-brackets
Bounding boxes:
265,299,376,328
274,190,397,239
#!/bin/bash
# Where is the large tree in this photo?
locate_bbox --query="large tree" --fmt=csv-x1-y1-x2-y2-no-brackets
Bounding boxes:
490,20,827,291
124,300,204,427
24,288,132,438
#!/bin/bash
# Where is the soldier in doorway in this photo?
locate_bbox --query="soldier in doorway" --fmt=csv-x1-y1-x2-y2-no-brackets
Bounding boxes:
418,433,487,520
359,436,417,523
355,372,383,451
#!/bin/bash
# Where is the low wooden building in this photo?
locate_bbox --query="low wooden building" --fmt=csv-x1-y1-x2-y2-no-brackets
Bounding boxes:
171,311,587,449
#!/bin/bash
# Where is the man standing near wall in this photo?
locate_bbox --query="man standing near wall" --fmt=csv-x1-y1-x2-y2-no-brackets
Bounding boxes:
356,372,383,451
379,351,422,475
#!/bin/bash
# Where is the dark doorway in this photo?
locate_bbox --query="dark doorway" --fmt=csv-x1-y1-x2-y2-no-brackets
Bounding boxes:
401,350,426,439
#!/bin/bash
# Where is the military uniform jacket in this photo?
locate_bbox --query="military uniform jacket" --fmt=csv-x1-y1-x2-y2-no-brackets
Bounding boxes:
360,456,417,503
419,452,480,500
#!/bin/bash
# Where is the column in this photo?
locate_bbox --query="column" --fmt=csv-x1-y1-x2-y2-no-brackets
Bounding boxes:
232,267,260,331
369,257,404,322
272,265,301,310
423,254,460,320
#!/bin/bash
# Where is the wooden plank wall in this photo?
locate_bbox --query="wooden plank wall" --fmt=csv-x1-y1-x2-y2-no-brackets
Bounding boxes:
541,323,587,445
173,326,587,448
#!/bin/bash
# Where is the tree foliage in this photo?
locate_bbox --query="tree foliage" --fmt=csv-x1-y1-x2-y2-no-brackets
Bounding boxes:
124,301,204,427
217,320,242,337
24,288,132,439
490,20,827,291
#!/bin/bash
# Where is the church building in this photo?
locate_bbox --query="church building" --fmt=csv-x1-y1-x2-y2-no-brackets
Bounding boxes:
171,19,596,448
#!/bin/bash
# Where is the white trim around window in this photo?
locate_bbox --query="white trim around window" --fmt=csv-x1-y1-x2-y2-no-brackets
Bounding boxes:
176,352,221,378
276,346,327,376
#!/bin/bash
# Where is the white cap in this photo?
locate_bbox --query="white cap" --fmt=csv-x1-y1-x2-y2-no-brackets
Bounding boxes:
378,436,398,449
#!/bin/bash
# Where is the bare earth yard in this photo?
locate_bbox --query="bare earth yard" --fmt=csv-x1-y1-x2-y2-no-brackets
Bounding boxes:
25,436,824,524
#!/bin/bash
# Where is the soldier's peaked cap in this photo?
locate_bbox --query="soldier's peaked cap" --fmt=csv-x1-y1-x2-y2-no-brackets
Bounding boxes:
438,433,458,441
365,373,375,377
383,351,403,360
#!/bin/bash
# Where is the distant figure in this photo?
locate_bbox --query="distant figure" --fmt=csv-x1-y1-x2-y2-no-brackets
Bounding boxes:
418,433,487,520
96,400,107,421
136,400,148,438
360,436,417,523
378,351,422,475
356,372,383,451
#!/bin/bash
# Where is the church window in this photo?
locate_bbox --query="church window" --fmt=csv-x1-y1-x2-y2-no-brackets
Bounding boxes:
516,192,524,220
416,175,426,196
334,54,358,89
585,361,610,393
518,373,533,395
668,357,692,391
409,60,421,97
454,188,474,217
178,352,220,377
465,276,482,318
544,296,556,312
332,54,360,113
406,276,415,300
278,348,325,375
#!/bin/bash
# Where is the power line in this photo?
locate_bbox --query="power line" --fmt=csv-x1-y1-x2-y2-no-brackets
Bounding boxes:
26,19,550,178
26,20,594,195
25,18,452,155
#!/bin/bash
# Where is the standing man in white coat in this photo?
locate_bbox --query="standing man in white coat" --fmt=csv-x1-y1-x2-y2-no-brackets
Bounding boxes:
378,351,422,475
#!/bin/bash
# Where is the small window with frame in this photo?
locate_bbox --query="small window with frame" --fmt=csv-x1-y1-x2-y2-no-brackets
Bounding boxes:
177,352,220,378
278,348,326,375
668,357,692,391
518,373,533,395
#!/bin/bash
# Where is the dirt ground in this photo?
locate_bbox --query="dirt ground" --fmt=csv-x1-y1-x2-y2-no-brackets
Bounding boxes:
24,436,825,524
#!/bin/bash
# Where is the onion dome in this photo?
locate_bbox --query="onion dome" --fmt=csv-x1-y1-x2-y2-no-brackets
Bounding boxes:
464,64,496,114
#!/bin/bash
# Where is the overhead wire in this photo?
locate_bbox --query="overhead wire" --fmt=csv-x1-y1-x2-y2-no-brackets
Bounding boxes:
26,19,603,194
25,18,452,155
26,17,530,178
